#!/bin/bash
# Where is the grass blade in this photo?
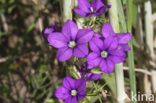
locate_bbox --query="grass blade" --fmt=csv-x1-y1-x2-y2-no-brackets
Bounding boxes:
108,0,126,103
127,0,137,102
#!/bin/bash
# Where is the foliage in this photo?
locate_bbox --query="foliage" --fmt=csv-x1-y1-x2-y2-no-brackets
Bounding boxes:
0,0,156,103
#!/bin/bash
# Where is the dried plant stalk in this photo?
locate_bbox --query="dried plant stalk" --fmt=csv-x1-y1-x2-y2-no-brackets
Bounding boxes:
108,0,126,103
61,0,73,22
144,1,154,58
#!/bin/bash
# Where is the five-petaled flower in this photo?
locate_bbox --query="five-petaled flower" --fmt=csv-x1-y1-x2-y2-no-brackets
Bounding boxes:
48,20,94,61
55,77,86,103
74,0,111,17
42,23,59,42
96,23,132,51
87,35,126,74
79,64,102,81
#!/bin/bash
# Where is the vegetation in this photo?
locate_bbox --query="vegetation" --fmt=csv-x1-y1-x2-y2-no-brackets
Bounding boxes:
0,0,156,103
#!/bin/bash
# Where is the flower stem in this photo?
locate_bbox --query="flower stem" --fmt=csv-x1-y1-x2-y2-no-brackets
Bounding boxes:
60,0,73,23
127,0,137,102
89,16,96,26
92,82,103,103
144,1,154,58
107,0,126,103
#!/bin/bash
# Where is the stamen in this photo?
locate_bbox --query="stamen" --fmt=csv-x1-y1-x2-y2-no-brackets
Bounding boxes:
101,51,108,58
68,41,76,48
71,90,77,96
90,7,94,13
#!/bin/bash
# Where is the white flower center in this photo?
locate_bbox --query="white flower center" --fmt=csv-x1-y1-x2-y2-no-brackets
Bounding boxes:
71,90,77,96
90,7,94,13
101,51,108,58
68,41,76,48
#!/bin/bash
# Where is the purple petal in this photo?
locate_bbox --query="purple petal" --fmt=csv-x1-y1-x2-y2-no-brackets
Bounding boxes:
86,73,102,81
100,59,115,74
62,20,78,40
108,49,126,63
78,0,90,12
76,29,94,44
86,52,100,62
94,32,104,40
117,33,132,44
55,87,69,100
77,91,86,100
102,22,115,38
86,13,94,17
103,36,118,50
73,44,89,58
86,52,102,69
42,23,59,42
89,37,103,53
91,0,104,11
42,28,53,42
51,23,59,32
43,28,54,35
108,37,118,51
88,59,102,68
94,32,102,38
56,47,72,61
109,49,126,57
63,77,76,90
74,9,88,17
108,55,126,64
94,6,107,16
95,5,111,16
75,79,86,92
119,44,131,51
87,58,102,69
48,33,68,48
90,73,102,80
65,96,77,103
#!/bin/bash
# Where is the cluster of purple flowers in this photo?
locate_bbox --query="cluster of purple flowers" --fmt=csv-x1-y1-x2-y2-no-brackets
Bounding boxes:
42,0,132,103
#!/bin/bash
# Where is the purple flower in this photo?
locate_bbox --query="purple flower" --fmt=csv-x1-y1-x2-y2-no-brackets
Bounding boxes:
79,64,102,81
99,23,132,51
42,23,59,42
48,20,94,61
87,36,126,74
74,0,111,17
55,77,86,103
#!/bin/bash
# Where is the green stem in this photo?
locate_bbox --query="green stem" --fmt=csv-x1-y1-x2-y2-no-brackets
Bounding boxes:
108,0,126,103
89,16,96,26
87,93,99,96
127,0,137,103
92,82,103,103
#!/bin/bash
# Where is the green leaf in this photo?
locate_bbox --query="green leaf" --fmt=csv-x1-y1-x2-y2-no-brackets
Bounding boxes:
0,9,5,15
102,73,116,96
127,0,137,102
91,70,103,74
44,99,55,103
82,96,99,103
26,23,35,34
117,0,127,32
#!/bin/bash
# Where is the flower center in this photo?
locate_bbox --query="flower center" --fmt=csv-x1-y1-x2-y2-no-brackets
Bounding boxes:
68,41,76,48
90,7,94,13
71,90,77,96
101,51,108,58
